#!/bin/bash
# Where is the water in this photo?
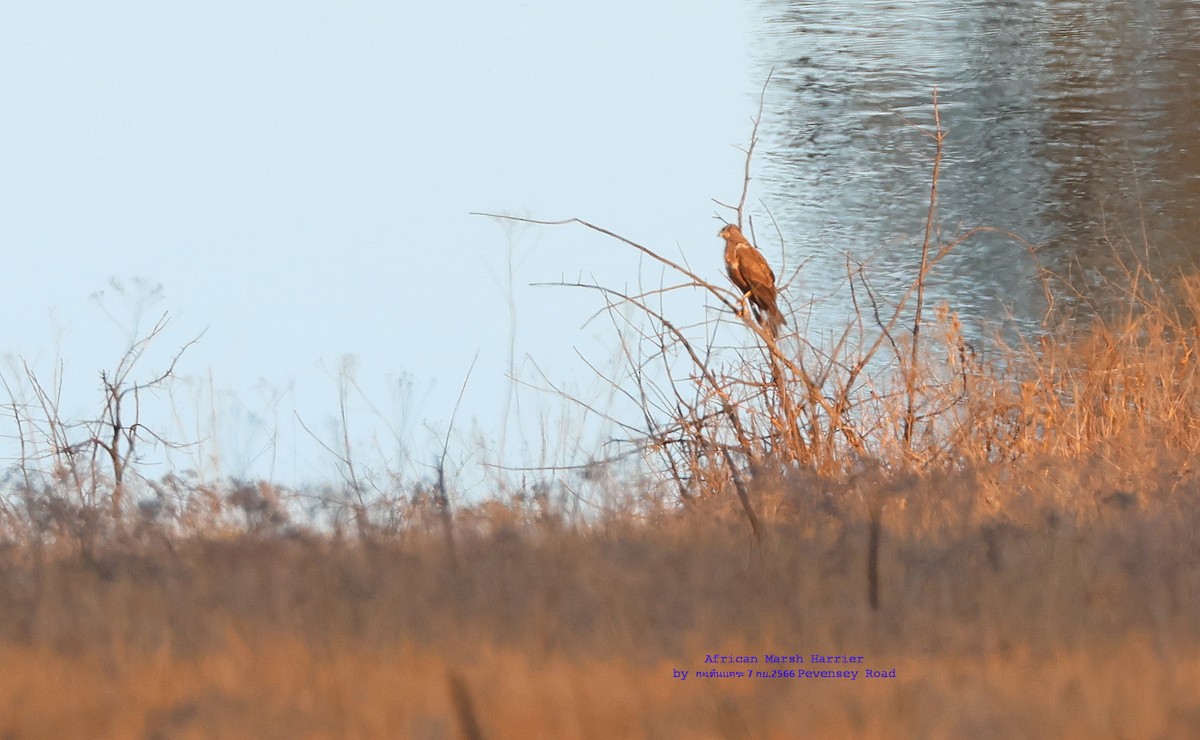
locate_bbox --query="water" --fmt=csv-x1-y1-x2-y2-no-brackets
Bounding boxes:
750,0,1200,333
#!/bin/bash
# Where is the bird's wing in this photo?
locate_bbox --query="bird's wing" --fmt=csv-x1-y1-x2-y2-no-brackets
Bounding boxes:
736,245,777,300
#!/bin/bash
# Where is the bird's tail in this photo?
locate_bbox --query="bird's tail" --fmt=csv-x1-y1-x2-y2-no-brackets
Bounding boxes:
765,305,787,338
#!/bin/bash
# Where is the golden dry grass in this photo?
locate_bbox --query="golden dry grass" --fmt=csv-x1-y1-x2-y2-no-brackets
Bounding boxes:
2,438,1199,739
5,634,1197,739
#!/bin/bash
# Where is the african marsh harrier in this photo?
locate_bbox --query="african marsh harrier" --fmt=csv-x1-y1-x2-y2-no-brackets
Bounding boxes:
719,223,786,337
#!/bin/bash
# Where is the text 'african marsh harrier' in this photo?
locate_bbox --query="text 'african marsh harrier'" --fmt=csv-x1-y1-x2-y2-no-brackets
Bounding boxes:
719,223,786,337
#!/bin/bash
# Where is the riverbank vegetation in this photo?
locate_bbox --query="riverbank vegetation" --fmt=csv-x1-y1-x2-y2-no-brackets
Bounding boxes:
2,96,1198,738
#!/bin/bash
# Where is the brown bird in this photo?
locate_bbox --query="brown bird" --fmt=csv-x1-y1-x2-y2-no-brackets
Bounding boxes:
719,223,786,337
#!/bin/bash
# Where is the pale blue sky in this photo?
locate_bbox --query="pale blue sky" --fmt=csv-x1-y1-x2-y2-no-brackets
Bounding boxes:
0,2,762,490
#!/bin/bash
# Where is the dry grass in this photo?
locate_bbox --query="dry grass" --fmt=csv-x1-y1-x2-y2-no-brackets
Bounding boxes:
4,634,1197,739
1,439,1199,738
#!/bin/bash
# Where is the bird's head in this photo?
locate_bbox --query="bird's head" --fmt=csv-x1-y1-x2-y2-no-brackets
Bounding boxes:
719,223,743,242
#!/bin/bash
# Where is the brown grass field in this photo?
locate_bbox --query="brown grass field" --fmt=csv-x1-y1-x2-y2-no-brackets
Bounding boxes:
2,427,1199,738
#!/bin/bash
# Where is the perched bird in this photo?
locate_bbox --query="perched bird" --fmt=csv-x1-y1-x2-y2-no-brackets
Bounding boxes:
719,223,786,337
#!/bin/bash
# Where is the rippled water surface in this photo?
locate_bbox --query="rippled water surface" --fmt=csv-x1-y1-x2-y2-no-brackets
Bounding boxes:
750,0,1200,328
